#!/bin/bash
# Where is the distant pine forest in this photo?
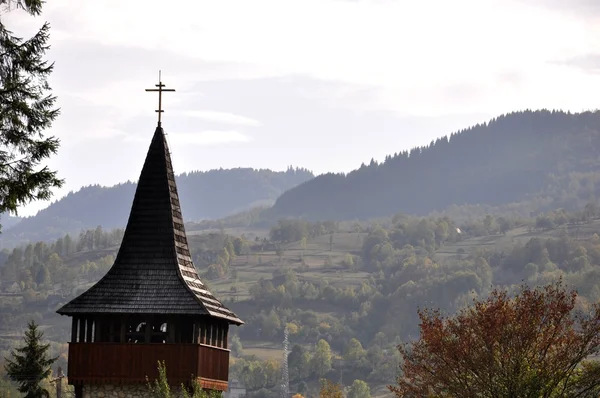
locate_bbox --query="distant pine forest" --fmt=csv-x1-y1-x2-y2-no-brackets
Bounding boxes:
271,110,600,220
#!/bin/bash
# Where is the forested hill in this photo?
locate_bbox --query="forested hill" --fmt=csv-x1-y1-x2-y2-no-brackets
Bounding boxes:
3,167,313,246
270,110,600,220
0,214,22,231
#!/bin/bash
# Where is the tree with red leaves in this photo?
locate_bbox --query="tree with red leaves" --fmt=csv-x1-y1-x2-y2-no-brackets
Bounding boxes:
389,281,600,397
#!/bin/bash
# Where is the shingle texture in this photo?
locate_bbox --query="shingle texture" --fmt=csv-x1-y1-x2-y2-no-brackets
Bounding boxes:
57,125,243,325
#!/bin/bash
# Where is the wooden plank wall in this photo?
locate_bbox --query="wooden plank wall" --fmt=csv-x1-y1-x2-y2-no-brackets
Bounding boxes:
197,344,229,382
68,343,229,387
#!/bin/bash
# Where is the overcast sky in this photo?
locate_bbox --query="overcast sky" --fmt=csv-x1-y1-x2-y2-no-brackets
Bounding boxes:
4,0,600,216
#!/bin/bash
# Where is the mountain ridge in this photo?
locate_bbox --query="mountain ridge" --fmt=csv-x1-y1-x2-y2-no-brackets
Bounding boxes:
268,109,600,220
7,109,600,245
3,166,313,247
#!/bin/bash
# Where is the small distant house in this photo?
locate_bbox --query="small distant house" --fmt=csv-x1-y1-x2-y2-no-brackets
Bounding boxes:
333,358,346,368
224,378,246,398
5,282,19,293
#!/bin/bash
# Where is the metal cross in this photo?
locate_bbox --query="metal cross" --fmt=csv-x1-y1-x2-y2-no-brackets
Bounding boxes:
145,70,176,126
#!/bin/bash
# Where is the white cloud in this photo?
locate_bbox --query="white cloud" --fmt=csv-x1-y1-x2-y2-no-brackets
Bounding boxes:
122,134,146,144
26,0,597,116
515,0,600,17
122,129,254,146
5,0,600,216
166,130,252,146
176,110,261,127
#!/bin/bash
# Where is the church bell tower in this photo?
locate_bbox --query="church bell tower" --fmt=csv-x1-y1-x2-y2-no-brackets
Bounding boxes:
57,74,243,398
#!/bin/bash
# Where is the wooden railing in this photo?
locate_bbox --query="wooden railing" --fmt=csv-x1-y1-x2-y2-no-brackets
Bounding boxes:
68,343,230,388
198,343,229,383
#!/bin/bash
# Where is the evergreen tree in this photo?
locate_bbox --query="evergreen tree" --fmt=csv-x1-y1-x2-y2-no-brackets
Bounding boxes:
348,380,371,398
0,0,63,218
4,320,57,398
230,334,243,357
312,339,333,377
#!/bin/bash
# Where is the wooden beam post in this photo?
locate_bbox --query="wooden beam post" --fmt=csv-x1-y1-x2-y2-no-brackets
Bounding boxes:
86,319,93,343
78,318,86,343
145,317,152,343
71,318,78,343
120,316,126,343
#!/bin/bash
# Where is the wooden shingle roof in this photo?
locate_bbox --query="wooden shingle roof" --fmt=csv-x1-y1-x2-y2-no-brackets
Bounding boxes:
57,125,243,325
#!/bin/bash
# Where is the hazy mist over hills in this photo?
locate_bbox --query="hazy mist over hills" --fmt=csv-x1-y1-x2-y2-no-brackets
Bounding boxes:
2,167,312,247
270,110,600,220
9,109,600,247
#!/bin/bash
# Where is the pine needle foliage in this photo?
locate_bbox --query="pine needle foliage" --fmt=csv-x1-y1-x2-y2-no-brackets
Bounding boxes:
0,0,63,217
4,320,57,398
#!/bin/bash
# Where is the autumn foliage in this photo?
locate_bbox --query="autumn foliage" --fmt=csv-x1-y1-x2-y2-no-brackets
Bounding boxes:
389,281,600,397
320,379,343,398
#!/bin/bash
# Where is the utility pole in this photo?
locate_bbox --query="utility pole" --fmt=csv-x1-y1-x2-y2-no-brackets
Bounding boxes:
280,327,289,398
50,366,64,398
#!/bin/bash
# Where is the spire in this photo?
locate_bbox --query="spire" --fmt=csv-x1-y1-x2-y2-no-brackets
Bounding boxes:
57,125,242,324
145,70,175,127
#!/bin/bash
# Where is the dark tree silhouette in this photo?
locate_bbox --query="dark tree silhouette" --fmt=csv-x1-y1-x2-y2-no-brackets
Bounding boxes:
0,0,63,219
4,320,57,398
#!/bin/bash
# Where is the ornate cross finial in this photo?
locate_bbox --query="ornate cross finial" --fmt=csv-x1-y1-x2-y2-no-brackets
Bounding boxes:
145,70,176,126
